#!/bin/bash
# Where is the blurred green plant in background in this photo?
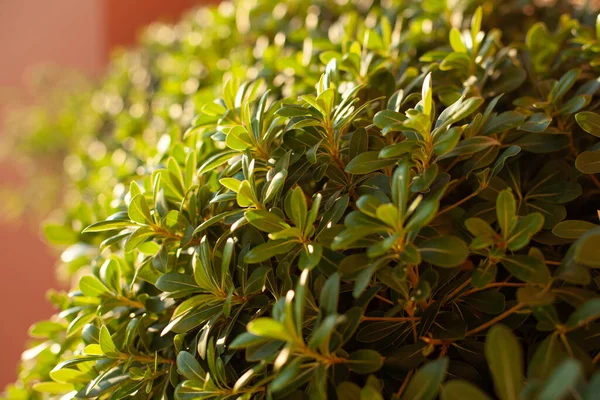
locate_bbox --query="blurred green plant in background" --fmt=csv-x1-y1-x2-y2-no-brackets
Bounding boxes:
3,0,600,399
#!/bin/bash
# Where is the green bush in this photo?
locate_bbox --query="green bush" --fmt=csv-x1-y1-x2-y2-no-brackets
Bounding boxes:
5,0,600,399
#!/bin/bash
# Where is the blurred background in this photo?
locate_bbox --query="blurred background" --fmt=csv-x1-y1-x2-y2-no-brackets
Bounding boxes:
0,0,214,387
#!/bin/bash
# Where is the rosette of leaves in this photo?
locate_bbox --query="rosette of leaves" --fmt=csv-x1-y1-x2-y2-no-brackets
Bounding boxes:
6,1,600,400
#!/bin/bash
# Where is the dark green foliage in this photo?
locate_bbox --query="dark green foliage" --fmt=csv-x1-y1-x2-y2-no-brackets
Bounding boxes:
4,0,600,399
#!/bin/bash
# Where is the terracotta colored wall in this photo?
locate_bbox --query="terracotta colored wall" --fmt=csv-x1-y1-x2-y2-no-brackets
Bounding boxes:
0,0,103,388
105,0,210,50
0,0,213,388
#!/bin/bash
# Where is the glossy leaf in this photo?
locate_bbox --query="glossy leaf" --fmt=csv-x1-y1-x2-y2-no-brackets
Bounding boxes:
485,325,524,400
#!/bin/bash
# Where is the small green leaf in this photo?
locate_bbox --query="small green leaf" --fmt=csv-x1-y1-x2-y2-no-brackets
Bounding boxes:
422,73,433,116
584,371,600,400
99,326,119,356
219,177,242,192
373,110,406,134
246,318,293,342
500,255,550,284
576,111,600,138
537,359,582,400
319,272,340,315
435,136,498,161
307,314,339,349
264,170,287,203
516,285,554,306
285,186,308,231
401,358,449,400
336,382,361,400
471,6,483,47
549,69,580,104
419,236,468,268
433,126,463,156
449,28,467,53
33,382,74,394
552,220,597,239
507,213,544,251
573,228,600,268
576,150,600,174
566,298,600,328
496,190,516,239
176,351,206,381
379,140,421,159
519,113,551,133
375,203,399,227
79,276,112,297
225,125,253,151
440,52,472,72
245,210,289,233
465,217,496,237
345,151,396,174
155,273,199,293
244,239,298,264
197,150,239,174
128,194,153,225
435,96,484,131
441,381,492,400
270,357,307,393
237,180,258,207
491,145,521,177
299,243,322,270
82,220,133,233
346,349,383,374
485,325,524,400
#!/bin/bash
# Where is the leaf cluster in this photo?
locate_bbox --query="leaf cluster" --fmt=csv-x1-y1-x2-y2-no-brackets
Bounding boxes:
5,0,600,399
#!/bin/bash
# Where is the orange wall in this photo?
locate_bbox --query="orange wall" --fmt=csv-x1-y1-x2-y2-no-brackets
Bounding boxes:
0,0,103,388
0,0,213,387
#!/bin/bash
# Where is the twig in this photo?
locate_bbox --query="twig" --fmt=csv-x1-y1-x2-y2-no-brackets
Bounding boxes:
396,370,414,398
465,303,525,336
590,174,600,190
361,316,421,322
375,294,395,305
441,278,472,305
437,189,482,216
457,282,526,300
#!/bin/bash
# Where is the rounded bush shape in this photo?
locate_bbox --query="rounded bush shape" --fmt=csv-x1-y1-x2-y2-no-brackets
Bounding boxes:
6,1,600,399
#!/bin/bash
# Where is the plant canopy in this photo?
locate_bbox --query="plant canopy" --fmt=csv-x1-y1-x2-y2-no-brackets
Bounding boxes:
4,0,600,399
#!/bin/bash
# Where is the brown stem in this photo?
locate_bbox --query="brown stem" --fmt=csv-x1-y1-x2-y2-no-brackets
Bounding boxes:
374,294,395,305
590,174,600,190
456,282,526,300
437,189,482,217
441,278,472,305
407,305,419,343
361,316,421,322
465,303,525,337
396,370,414,398
297,344,344,366
559,333,575,358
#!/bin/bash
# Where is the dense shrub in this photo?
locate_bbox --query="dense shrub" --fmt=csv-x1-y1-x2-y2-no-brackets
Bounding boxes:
5,0,600,399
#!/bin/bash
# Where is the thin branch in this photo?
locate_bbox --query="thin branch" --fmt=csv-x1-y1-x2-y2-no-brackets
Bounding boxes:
361,316,421,322
437,189,482,216
375,293,395,305
441,278,472,305
590,174,600,190
396,369,414,398
457,282,526,300
465,303,526,336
